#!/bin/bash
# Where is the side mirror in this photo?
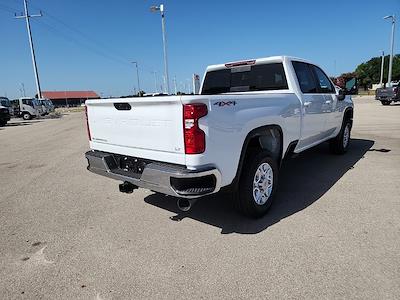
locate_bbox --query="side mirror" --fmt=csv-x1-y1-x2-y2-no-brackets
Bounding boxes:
337,89,346,101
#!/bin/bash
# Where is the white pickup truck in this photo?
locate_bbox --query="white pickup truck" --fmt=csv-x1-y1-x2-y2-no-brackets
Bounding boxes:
85,56,353,218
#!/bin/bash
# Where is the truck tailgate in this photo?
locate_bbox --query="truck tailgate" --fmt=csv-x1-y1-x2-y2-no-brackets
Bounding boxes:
86,96,186,165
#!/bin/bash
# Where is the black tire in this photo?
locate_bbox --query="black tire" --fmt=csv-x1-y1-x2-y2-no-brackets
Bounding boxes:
329,118,352,154
0,121,6,127
381,101,390,106
235,151,279,218
22,113,31,120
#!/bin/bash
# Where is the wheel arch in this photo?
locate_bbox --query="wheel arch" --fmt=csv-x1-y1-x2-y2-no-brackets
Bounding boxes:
344,107,353,124
230,125,284,189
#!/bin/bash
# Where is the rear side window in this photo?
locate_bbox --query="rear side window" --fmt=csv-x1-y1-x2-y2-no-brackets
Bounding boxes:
201,63,288,95
292,61,318,94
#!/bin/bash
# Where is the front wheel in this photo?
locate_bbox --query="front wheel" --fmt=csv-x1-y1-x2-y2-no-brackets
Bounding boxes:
330,118,352,154
235,152,278,218
22,113,31,120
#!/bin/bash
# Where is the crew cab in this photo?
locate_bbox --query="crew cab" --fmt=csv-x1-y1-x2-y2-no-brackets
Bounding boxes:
85,56,353,218
375,83,399,105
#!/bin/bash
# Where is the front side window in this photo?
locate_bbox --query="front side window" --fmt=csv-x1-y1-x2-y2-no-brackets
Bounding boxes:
292,61,318,94
312,66,334,93
202,63,288,95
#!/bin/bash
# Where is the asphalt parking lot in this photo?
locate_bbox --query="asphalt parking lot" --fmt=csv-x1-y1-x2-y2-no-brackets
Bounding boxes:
0,96,399,299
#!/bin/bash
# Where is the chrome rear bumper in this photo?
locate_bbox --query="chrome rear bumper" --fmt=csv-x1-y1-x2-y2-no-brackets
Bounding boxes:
85,150,221,198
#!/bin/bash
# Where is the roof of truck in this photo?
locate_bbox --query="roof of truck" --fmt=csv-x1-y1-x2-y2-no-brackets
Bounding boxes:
206,55,312,72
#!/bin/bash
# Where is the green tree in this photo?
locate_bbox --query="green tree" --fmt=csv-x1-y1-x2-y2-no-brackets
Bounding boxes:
355,54,400,88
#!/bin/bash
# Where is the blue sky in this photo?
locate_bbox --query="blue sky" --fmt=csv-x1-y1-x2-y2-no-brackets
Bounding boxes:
1,0,399,98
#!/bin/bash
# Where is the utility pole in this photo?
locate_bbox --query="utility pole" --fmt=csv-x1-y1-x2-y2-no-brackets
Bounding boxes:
150,4,170,94
334,59,337,76
173,76,177,95
384,15,396,86
379,50,385,87
151,71,158,93
15,0,43,99
186,79,191,94
131,61,141,96
20,83,26,97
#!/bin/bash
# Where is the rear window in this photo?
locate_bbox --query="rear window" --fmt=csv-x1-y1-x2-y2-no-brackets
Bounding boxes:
201,63,288,95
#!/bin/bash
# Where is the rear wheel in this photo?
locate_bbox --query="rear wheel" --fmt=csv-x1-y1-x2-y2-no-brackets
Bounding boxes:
330,118,352,154
22,113,31,120
381,101,390,106
235,152,278,218
0,120,6,127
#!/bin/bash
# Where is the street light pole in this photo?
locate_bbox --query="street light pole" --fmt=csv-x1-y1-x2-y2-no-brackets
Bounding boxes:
15,0,43,98
379,50,385,87
131,61,141,96
384,15,396,87
150,4,170,95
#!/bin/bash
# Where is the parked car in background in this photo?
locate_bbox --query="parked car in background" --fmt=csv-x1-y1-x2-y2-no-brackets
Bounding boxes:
37,98,55,115
84,56,354,218
375,82,399,105
0,97,13,116
10,97,42,120
38,99,48,115
44,99,55,113
0,104,11,126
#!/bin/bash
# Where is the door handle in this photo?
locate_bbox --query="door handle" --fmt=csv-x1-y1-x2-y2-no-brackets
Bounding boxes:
303,101,312,107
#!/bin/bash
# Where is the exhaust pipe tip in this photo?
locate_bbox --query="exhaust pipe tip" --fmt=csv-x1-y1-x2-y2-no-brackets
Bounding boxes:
177,198,193,212
119,181,138,194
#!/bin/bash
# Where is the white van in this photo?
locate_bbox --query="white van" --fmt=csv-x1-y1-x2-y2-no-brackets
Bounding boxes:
11,97,42,120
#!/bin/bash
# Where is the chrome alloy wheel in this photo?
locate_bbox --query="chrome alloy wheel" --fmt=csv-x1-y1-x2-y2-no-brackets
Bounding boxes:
252,162,273,205
343,123,350,148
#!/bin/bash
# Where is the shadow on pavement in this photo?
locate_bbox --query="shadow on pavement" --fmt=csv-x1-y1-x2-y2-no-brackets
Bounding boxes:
4,120,42,127
40,112,65,119
145,138,375,234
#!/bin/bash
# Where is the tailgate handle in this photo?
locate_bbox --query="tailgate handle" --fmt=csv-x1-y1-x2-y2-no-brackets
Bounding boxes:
114,103,131,110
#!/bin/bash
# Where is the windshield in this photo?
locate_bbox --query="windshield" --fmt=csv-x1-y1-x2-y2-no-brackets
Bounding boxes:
0,98,10,107
202,63,288,95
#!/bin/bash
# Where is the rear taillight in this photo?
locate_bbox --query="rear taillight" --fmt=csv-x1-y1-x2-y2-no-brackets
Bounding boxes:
85,105,91,141
183,103,208,154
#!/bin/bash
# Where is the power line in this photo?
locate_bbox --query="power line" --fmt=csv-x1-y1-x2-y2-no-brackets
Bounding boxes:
30,6,132,64
28,3,158,74
5,0,164,92
0,2,18,14
33,18,131,67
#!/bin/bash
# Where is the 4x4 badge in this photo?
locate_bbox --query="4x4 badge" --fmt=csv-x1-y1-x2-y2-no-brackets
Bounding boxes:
213,101,236,107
